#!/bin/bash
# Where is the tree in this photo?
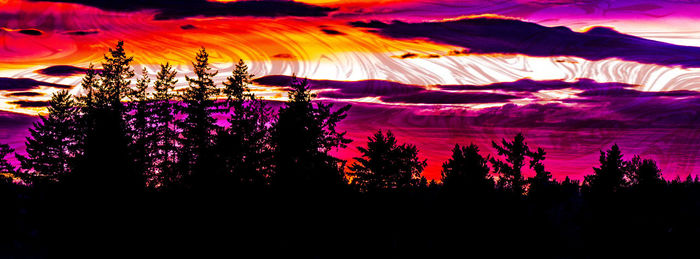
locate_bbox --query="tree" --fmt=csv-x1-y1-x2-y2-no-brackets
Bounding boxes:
148,63,180,188
71,41,142,192
0,144,16,184
216,59,274,188
273,75,351,190
490,133,529,195
440,143,493,193
177,47,219,187
626,155,663,189
583,144,627,193
348,130,427,192
125,68,152,183
527,147,555,197
17,90,80,184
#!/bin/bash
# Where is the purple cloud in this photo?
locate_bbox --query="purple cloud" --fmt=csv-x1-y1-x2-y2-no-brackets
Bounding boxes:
351,17,700,68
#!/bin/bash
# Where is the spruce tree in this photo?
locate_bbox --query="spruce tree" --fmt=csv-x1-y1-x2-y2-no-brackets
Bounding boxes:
348,130,427,192
441,143,493,194
273,75,351,190
72,41,142,192
177,47,219,187
490,133,530,196
0,144,16,184
125,68,151,183
217,59,274,188
17,90,79,184
149,62,180,188
583,144,628,193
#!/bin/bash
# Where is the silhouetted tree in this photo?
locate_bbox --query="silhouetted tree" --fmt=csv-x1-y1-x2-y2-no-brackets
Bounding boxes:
527,147,556,197
626,155,663,190
348,130,427,192
71,41,142,192
273,75,351,190
17,91,79,184
490,133,529,196
216,59,274,188
177,47,219,188
0,144,16,184
125,68,151,183
440,143,493,194
583,144,628,194
148,63,180,188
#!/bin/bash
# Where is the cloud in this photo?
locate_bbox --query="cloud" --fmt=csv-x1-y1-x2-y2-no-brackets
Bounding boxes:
32,0,337,20
35,65,101,77
10,100,50,108
63,29,100,36
350,17,700,68
272,53,295,59
382,91,517,104
320,28,346,35
5,92,44,97
438,78,633,92
0,78,71,91
180,24,197,30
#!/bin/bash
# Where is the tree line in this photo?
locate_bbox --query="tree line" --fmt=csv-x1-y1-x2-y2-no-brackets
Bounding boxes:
0,41,698,258
0,41,683,196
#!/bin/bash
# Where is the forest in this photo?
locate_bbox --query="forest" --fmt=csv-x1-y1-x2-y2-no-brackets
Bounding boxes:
1,41,699,258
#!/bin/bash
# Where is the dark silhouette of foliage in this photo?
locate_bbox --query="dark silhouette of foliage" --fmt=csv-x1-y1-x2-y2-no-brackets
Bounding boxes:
177,47,220,188
0,144,16,183
125,68,152,184
627,155,663,189
440,143,493,193
348,130,427,192
583,144,628,193
272,75,351,190
490,133,530,195
148,63,180,188
215,59,274,188
71,40,143,192
17,90,79,184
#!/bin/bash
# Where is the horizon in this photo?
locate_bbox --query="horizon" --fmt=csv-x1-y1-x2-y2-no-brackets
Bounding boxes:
2,0,700,181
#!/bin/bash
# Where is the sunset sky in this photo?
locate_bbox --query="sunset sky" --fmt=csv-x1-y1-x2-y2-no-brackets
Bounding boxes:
2,0,700,180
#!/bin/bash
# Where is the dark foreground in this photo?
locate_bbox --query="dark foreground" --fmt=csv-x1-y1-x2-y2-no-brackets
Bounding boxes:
2,182,700,259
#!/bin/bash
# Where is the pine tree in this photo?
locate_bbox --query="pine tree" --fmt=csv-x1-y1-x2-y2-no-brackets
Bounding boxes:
177,47,219,187
216,59,274,188
273,75,351,190
441,143,493,193
72,41,142,192
125,68,151,183
348,130,427,192
583,144,627,193
527,147,555,197
17,90,79,184
490,133,530,196
149,63,180,188
626,155,662,189
0,144,16,184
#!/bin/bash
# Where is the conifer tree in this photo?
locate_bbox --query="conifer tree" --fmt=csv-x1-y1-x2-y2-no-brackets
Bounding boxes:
583,144,628,193
273,75,351,190
17,90,79,183
217,59,274,187
177,47,219,186
441,143,493,193
626,155,662,189
527,147,555,196
490,133,530,196
348,130,427,192
0,144,16,184
149,63,180,188
72,41,142,192
125,68,151,182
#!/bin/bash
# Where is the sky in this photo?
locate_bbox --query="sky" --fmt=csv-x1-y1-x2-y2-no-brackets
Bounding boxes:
2,0,700,180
